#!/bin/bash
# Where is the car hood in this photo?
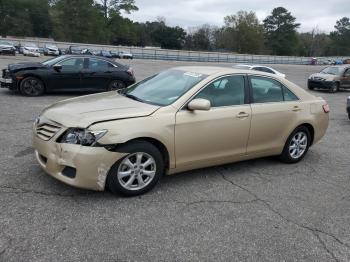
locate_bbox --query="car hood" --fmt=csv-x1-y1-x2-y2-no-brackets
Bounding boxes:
42,92,160,128
24,46,38,51
309,73,337,80
8,62,45,72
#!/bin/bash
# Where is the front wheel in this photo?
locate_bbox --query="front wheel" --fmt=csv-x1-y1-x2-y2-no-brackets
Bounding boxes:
107,80,126,91
107,141,164,196
19,76,45,96
280,126,311,163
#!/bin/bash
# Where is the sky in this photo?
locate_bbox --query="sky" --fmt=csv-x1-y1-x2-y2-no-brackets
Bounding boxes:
123,0,349,33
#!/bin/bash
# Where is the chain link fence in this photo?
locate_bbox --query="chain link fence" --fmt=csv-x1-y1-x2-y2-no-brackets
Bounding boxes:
1,37,348,65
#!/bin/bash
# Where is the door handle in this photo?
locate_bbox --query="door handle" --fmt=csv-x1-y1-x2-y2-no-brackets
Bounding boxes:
292,106,302,112
237,112,249,118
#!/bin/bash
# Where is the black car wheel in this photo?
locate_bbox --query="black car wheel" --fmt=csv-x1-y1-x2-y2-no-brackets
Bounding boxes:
329,82,339,93
107,80,126,91
19,77,45,96
280,126,311,163
107,141,164,196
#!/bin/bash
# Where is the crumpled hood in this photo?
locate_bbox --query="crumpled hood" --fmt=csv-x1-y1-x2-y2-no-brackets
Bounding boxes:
309,73,336,81
9,62,44,72
42,92,160,128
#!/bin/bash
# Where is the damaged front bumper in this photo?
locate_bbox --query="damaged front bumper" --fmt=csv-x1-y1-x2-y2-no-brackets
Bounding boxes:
33,133,126,191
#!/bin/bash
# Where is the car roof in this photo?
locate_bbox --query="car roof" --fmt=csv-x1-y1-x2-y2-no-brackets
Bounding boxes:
173,66,275,77
58,55,125,66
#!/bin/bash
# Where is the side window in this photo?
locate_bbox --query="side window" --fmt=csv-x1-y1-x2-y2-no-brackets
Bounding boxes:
250,76,283,103
282,86,299,101
88,58,113,69
195,75,245,107
344,68,350,76
58,58,84,70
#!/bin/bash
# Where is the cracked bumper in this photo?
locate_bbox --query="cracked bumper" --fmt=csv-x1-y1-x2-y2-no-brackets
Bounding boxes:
33,134,126,191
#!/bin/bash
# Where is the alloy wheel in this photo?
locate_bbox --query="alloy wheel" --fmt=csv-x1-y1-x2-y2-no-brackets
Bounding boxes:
117,152,157,191
21,78,44,96
108,80,125,91
289,131,308,159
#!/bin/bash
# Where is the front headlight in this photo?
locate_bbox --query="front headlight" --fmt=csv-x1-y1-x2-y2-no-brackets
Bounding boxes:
61,128,107,146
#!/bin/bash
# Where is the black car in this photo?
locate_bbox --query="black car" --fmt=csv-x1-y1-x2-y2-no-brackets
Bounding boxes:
0,55,136,96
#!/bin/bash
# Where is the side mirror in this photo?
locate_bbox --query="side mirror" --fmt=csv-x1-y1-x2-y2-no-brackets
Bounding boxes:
53,64,62,72
188,98,211,111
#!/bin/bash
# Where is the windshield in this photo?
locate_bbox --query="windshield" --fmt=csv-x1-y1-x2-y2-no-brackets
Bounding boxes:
120,69,208,106
321,66,341,75
42,56,65,66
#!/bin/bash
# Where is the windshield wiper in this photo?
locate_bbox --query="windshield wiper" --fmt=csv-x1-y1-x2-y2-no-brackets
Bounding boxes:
123,93,145,103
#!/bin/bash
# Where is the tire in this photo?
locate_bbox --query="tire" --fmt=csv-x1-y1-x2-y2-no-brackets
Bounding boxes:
307,83,314,90
107,141,164,196
329,82,339,93
348,114,350,120
279,126,311,163
19,76,45,96
107,80,126,91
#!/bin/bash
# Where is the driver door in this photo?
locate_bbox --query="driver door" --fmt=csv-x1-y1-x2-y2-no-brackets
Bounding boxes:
175,75,251,169
49,57,85,91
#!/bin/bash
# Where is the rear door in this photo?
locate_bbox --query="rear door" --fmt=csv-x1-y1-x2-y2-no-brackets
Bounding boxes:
49,57,85,91
247,75,302,155
81,58,114,90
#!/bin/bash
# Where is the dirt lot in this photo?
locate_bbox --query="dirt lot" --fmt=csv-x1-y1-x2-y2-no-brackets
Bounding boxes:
0,55,350,262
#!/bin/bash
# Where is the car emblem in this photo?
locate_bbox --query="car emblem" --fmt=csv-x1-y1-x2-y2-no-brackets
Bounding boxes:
34,117,40,125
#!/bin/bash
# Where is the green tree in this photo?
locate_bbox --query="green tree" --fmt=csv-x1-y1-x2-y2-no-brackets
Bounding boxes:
184,25,214,51
0,0,51,37
95,0,138,18
329,17,350,55
224,11,264,54
263,7,300,55
51,0,108,43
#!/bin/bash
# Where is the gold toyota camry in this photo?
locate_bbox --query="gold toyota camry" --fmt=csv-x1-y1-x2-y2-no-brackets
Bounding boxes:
33,67,329,196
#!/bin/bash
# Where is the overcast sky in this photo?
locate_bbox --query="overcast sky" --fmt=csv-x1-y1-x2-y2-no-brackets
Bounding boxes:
123,0,348,33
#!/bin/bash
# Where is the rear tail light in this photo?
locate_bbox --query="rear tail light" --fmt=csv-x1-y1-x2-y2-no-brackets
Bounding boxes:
322,103,330,113
127,67,134,77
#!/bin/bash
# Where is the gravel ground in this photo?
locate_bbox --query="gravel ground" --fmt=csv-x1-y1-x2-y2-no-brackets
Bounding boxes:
0,55,350,262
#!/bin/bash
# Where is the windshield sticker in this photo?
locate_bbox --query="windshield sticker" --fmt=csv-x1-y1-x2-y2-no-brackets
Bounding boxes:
184,72,203,78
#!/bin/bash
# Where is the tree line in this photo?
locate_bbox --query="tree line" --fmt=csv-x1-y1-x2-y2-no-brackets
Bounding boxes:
0,0,349,56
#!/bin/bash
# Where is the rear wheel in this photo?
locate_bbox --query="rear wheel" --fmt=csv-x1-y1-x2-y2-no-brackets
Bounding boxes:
280,126,311,163
329,82,339,93
107,141,164,196
107,80,126,91
19,76,45,96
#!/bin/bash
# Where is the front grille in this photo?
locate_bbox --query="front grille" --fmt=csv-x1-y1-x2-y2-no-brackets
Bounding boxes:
36,123,61,141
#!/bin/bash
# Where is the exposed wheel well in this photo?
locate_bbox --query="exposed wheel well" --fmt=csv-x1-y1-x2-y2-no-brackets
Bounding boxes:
299,123,314,145
106,137,170,170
